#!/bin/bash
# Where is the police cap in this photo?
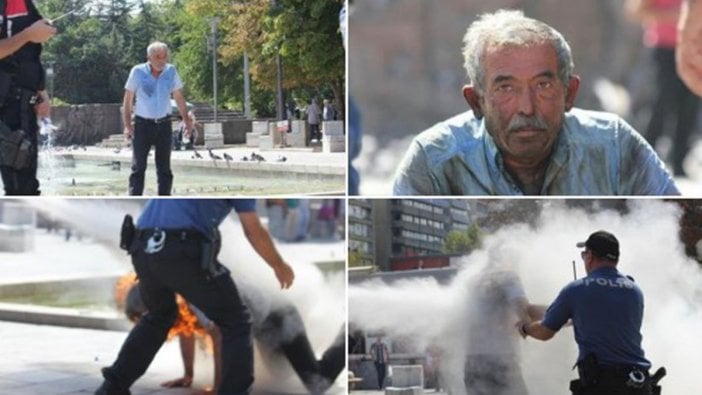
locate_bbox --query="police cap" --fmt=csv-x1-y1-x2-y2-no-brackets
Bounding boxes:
576,230,620,261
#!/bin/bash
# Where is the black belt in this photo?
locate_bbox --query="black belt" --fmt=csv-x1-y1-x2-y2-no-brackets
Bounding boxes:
136,228,204,242
598,365,648,380
135,115,171,124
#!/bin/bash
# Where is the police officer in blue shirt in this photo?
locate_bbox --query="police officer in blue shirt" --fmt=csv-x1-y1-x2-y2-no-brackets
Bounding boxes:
516,231,661,395
123,41,192,196
95,199,295,395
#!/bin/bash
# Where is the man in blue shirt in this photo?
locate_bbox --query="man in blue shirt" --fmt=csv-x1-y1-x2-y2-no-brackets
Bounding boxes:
123,41,192,195
392,10,679,196
516,231,658,394
95,199,295,395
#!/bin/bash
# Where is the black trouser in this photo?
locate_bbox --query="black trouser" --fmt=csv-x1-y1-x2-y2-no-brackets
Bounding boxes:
0,92,39,195
129,117,173,195
309,123,321,142
374,361,387,389
100,230,253,395
256,305,346,393
644,47,700,176
464,354,529,395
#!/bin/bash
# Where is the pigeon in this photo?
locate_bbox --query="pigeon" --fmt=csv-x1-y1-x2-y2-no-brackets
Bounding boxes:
192,147,203,159
208,148,222,160
250,152,266,162
222,152,233,167
113,148,121,154
276,155,287,162
241,156,249,162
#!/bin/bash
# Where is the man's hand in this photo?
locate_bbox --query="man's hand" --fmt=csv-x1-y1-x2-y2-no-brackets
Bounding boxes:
273,261,295,289
160,376,193,388
515,320,530,339
184,114,194,135
123,124,134,140
25,20,57,44
34,91,50,118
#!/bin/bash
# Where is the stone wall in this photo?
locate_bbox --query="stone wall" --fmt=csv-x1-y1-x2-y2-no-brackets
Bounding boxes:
222,120,253,145
51,104,122,146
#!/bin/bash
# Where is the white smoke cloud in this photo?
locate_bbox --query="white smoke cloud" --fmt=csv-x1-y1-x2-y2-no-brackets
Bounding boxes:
349,199,702,394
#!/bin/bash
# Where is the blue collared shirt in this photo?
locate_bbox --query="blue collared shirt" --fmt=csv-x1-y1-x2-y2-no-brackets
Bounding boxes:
137,199,256,237
542,266,650,368
125,63,184,119
393,109,679,195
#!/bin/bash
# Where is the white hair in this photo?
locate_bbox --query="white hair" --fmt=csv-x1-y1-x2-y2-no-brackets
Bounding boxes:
147,41,169,57
462,9,574,94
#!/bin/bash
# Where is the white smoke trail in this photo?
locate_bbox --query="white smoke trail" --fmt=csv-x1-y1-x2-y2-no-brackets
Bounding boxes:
349,199,702,394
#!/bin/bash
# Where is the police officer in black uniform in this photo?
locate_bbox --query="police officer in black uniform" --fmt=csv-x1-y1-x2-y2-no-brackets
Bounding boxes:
515,230,664,394
0,0,56,195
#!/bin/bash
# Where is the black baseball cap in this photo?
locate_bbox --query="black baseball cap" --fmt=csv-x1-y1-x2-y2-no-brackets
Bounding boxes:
576,230,620,260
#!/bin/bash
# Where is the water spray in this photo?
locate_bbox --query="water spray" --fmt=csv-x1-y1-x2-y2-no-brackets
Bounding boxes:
49,8,80,24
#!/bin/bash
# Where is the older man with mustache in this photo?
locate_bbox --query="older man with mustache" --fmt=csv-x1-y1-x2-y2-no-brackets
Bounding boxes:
393,9,679,196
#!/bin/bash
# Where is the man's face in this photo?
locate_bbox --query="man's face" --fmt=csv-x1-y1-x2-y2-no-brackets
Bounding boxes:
148,49,169,71
469,43,578,165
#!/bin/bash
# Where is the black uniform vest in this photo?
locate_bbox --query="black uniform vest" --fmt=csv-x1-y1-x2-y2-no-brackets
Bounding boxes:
0,0,44,91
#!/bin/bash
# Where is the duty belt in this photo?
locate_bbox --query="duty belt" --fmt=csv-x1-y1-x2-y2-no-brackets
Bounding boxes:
135,115,171,124
136,228,203,242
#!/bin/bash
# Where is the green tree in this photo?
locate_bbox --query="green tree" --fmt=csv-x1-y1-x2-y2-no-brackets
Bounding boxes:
188,0,345,118
443,223,483,254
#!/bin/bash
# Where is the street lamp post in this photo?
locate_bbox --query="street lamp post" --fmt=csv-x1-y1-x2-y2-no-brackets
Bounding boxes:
271,0,284,120
244,52,251,119
209,17,221,122
275,44,283,120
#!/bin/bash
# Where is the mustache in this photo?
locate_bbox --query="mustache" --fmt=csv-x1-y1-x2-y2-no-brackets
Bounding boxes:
507,115,549,132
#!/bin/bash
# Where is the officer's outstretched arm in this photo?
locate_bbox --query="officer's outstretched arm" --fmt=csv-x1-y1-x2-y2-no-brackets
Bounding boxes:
238,212,295,289
517,320,557,341
527,304,548,321
0,19,55,60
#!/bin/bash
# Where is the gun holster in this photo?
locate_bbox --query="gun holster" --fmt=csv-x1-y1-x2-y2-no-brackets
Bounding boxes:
200,228,221,275
569,379,585,395
0,121,33,170
120,214,135,251
0,70,13,106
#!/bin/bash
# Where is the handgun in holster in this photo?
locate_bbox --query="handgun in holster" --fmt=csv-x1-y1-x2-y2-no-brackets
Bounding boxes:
0,121,33,170
120,214,135,251
650,367,666,395
200,228,222,276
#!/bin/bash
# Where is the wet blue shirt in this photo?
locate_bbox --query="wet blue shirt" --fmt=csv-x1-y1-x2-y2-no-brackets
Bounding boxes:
137,199,256,237
125,63,184,119
393,109,679,196
542,266,651,368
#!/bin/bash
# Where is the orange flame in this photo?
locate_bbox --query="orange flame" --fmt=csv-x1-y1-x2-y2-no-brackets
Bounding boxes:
115,272,213,353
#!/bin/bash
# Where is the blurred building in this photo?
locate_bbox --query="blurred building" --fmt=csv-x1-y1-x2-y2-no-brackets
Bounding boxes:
349,199,471,270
